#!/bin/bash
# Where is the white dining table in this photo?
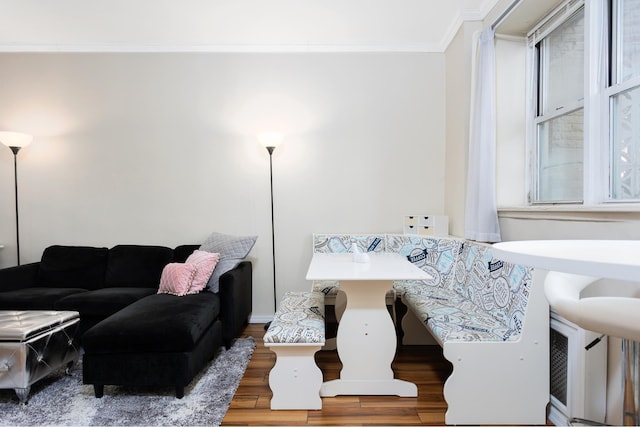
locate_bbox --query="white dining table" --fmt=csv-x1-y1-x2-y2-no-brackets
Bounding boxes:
306,252,431,397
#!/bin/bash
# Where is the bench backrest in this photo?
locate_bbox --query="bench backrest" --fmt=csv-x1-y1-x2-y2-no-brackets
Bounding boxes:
452,241,532,338
313,234,386,254
385,234,463,289
311,234,534,339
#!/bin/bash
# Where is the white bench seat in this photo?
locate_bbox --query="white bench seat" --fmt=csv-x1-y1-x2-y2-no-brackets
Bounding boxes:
264,291,325,410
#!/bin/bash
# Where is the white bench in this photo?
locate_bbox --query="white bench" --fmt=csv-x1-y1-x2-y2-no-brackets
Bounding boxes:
311,234,549,425
263,291,325,410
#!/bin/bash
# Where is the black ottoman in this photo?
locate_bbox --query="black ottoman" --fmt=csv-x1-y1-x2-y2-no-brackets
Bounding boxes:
82,292,223,398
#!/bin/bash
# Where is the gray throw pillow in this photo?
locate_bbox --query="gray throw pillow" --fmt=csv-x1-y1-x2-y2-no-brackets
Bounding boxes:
200,232,257,292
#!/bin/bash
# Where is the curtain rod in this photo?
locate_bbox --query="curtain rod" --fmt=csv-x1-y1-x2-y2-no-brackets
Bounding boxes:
491,0,523,30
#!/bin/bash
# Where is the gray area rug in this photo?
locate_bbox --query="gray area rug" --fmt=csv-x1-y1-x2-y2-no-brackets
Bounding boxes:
0,337,255,426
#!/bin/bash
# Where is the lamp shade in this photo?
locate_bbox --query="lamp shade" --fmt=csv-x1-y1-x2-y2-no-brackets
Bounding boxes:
257,132,284,149
0,131,33,149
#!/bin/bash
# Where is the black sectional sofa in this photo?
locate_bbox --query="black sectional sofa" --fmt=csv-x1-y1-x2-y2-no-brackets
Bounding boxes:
0,242,253,398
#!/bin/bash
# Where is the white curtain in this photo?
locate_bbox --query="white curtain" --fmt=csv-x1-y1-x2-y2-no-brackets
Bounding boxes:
464,26,501,243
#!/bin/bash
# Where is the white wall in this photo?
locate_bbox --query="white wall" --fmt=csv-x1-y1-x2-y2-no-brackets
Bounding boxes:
0,52,446,321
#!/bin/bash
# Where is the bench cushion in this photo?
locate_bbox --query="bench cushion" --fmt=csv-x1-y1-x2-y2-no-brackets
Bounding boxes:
264,291,325,344
405,291,516,342
311,280,340,296
387,235,462,294
427,309,514,343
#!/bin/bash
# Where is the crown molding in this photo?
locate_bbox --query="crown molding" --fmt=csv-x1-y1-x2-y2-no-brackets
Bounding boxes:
0,42,445,54
0,1,503,55
438,0,502,51
439,10,481,52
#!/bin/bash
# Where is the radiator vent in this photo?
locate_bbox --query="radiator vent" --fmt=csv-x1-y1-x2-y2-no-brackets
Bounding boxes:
550,327,569,406
548,312,607,426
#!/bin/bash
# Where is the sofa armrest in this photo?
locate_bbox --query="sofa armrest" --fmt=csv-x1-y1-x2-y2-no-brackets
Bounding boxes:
0,262,40,292
218,261,252,348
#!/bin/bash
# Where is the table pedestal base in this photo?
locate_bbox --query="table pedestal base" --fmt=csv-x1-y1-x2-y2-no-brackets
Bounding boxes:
320,378,417,397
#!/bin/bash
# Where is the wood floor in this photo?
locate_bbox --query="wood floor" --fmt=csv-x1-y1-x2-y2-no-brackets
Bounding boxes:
222,323,453,426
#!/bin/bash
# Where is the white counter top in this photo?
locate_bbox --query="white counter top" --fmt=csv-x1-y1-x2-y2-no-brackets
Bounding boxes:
493,240,640,342
493,240,640,282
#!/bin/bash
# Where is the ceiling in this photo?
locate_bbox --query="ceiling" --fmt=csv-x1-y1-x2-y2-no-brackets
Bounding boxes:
0,0,501,53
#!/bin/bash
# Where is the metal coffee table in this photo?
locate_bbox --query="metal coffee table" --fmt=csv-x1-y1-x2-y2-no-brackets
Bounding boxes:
0,310,80,403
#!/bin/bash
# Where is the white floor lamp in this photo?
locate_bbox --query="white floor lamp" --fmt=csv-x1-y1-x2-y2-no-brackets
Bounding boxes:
258,132,284,327
0,131,33,266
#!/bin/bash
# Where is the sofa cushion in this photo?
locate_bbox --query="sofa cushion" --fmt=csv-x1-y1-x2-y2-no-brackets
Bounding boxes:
173,244,200,263
105,245,173,288
200,232,257,261
200,232,257,292
37,245,109,290
0,288,88,310
82,292,221,354
54,287,157,317
184,250,220,294
157,263,198,296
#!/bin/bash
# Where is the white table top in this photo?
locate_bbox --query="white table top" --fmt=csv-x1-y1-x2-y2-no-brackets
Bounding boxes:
493,239,640,341
306,252,431,281
493,240,640,282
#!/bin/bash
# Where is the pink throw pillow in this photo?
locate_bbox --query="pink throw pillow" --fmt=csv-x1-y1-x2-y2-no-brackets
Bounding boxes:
158,263,198,296
185,250,220,294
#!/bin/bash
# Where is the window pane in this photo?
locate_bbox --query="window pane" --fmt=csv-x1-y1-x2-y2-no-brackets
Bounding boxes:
618,0,640,83
611,86,640,199
537,109,584,202
541,10,585,114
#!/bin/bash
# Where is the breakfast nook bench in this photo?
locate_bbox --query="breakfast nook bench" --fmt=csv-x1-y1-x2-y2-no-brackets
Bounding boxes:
263,291,325,410
311,233,549,425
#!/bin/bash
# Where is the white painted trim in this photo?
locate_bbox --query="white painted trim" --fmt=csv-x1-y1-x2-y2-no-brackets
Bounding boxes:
497,205,640,222
0,42,444,54
0,5,505,55
439,7,487,52
250,314,274,324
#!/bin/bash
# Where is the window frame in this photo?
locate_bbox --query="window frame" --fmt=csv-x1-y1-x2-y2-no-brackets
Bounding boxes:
525,0,640,207
528,0,586,205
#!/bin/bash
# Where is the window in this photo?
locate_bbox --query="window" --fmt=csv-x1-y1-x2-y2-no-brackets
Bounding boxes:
609,0,640,200
528,0,640,205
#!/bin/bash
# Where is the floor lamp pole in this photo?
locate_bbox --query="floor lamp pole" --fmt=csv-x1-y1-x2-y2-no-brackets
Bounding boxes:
258,131,283,330
266,146,276,313
0,131,32,267
10,146,21,266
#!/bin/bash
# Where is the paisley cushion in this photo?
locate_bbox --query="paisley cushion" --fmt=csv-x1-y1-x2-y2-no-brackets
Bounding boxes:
264,291,325,344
